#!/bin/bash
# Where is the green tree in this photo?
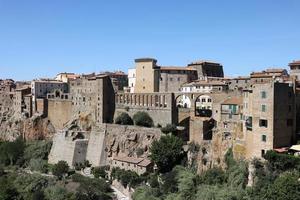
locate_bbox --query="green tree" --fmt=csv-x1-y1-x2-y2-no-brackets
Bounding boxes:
115,112,134,125
0,138,25,166
161,124,177,134
133,112,154,127
52,161,69,179
150,135,183,173
265,171,300,200
92,166,107,179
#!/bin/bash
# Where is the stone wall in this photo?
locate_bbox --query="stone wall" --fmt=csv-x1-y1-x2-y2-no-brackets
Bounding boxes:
48,130,89,166
49,124,162,167
115,92,176,126
47,99,72,130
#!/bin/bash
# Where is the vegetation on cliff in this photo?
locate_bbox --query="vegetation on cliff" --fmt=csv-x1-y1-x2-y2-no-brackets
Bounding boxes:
133,148,300,200
133,111,154,127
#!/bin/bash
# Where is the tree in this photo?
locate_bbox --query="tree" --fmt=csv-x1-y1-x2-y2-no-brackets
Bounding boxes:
161,124,177,134
150,135,183,173
92,166,107,179
265,171,300,200
52,161,69,179
115,112,134,125
0,138,25,166
133,112,154,127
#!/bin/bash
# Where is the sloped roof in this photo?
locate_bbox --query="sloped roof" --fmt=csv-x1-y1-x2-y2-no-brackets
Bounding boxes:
222,97,243,105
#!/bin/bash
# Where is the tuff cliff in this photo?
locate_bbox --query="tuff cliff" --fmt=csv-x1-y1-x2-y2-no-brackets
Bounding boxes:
0,113,55,141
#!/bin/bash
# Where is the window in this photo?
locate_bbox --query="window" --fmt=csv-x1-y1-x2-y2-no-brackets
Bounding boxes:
208,98,212,102
170,78,173,81
287,119,293,126
202,98,206,102
261,105,266,112
246,116,252,131
178,77,180,81
259,119,268,127
261,150,265,157
288,105,292,112
261,91,267,99
262,135,266,142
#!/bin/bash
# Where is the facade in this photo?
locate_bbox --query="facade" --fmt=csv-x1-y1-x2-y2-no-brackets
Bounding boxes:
31,79,68,113
159,67,197,92
243,81,295,159
130,58,223,93
250,68,289,84
99,71,128,92
134,58,160,93
289,60,300,80
187,60,224,79
110,156,153,175
70,75,115,123
13,87,31,117
126,68,136,93
228,76,251,91
55,72,80,83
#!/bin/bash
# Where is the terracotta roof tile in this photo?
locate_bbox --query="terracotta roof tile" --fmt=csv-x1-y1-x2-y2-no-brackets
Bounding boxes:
222,97,243,105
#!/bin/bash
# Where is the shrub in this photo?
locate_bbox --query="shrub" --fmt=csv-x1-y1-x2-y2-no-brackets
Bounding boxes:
111,167,144,188
161,124,177,134
115,112,134,125
28,158,48,173
133,112,154,127
92,166,107,179
52,161,69,179
136,147,145,157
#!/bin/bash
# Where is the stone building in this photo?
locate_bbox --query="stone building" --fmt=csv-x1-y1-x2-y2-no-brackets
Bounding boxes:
187,60,224,79
31,79,68,113
130,58,223,93
289,60,300,80
13,87,31,117
250,68,289,84
243,81,295,159
55,72,80,83
228,76,251,91
99,71,128,92
70,75,115,123
115,92,176,126
126,68,136,93
159,66,198,92
110,156,153,175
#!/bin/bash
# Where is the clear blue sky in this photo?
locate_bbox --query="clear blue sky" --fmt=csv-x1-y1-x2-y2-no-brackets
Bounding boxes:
0,0,299,80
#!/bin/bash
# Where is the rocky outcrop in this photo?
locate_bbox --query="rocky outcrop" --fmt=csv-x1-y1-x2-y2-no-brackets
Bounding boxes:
49,124,161,167
0,114,55,141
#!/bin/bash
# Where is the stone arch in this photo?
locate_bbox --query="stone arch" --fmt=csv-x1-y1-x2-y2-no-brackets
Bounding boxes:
175,94,191,108
194,94,213,117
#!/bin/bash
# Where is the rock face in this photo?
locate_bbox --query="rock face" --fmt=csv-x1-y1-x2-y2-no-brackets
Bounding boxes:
49,124,161,167
0,113,55,141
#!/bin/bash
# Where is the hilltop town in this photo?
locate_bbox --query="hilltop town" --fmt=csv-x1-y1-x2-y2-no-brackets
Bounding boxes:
1,58,300,199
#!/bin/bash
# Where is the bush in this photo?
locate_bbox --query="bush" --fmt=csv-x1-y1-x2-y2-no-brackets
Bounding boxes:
111,167,144,188
133,112,154,127
115,112,134,125
150,135,183,173
92,166,107,179
161,124,177,134
28,158,48,173
52,161,69,179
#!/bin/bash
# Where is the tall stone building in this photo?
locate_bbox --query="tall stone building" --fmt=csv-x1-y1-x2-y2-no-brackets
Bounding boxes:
187,60,224,79
70,75,115,123
243,81,295,159
130,58,223,93
134,58,160,93
289,60,300,80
